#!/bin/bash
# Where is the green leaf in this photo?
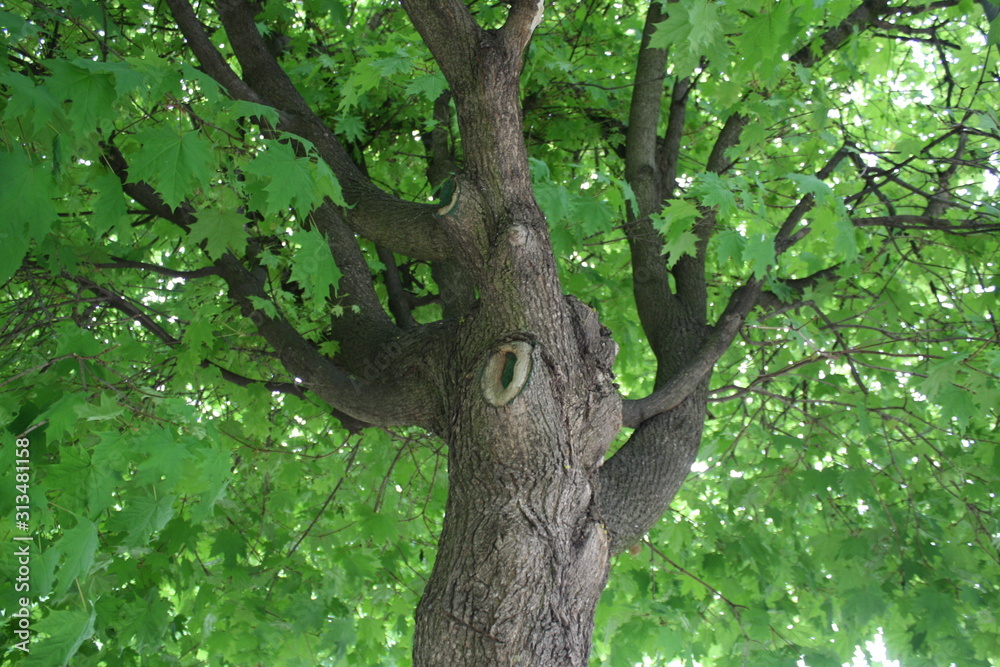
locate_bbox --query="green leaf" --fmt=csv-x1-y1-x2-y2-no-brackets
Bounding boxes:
651,200,700,268
314,159,348,208
686,0,722,51
190,210,250,259
125,592,172,651
1,71,63,141
289,227,343,308
53,519,99,597
243,140,331,215
938,385,977,433
536,182,575,224
338,58,387,111
662,230,699,269
918,354,968,400
74,393,125,421
45,59,118,133
89,168,131,237
405,72,448,102
743,233,775,279
211,526,247,568
715,229,747,264
135,432,192,491
842,582,887,629
23,608,96,667
691,173,738,217
650,200,699,235
740,4,794,81
649,5,692,51
126,128,215,209
336,113,367,143
0,149,57,281
0,8,39,43
247,295,279,318
188,446,232,520
227,99,281,126
111,494,176,547
787,172,834,202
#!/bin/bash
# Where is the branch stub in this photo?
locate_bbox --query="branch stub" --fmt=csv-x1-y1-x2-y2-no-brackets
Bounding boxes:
480,340,534,406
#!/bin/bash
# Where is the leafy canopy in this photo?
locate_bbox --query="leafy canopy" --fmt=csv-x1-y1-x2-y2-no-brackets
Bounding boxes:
1,0,999,665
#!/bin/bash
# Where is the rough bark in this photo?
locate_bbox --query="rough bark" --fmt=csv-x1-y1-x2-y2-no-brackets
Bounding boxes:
395,2,625,662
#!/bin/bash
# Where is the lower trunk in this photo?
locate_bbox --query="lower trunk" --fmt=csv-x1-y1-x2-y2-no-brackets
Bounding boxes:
412,434,611,666
413,298,622,665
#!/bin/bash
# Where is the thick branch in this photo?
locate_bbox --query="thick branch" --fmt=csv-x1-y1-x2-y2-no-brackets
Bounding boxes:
624,1,668,216
213,254,438,427
597,389,707,553
499,0,545,57
790,0,891,68
621,278,762,428
163,0,263,104
214,0,311,113
165,0,453,261
658,75,694,198
705,113,747,174
398,0,482,92
402,0,537,203
622,2,679,361
306,201,397,336
102,145,441,427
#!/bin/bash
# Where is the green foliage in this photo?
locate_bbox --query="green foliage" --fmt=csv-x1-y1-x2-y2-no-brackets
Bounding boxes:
1,0,998,665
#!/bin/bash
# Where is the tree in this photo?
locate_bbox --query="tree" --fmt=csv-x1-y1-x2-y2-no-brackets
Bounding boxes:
1,0,998,664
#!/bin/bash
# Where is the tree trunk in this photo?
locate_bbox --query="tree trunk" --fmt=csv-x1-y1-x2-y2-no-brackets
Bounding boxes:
413,292,622,666
397,2,709,662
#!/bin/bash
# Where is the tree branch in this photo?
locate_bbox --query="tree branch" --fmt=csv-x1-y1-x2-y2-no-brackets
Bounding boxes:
852,215,1000,234
165,0,454,262
624,1,668,217
377,245,417,329
399,0,482,92
597,389,707,553
66,272,339,411
621,278,762,428
789,0,891,68
102,143,443,427
213,0,311,113
163,0,264,104
213,253,440,427
90,259,220,280
621,1,680,362
775,146,851,254
499,0,546,57
705,113,747,174
658,75,694,198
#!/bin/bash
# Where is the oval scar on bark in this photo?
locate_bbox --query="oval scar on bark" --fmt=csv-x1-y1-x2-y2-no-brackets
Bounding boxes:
480,340,534,406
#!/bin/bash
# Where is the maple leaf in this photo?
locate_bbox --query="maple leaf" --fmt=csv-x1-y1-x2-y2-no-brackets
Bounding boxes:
126,128,214,209
189,210,249,259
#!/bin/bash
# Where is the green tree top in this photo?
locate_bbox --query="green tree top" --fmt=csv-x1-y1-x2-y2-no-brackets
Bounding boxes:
1,0,998,664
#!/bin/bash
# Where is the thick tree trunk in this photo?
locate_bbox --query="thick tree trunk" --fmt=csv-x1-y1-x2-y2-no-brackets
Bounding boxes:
412,434,610,666
413,293,621,666
398,2,709,662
